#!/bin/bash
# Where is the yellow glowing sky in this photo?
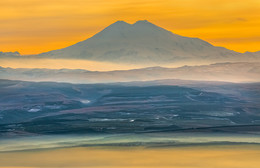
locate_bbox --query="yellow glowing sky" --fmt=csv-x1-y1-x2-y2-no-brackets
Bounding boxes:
0,146,260,168
0,0,260,55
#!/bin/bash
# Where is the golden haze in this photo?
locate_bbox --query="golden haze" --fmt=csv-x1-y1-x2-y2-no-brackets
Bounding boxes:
0,0,260,55
0,146,260,168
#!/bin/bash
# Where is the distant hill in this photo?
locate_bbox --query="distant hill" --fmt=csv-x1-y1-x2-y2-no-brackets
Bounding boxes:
0,51,20,58
38,20,260,64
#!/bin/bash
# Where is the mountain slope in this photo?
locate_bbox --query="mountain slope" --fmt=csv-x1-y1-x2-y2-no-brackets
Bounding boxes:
39,20,256,64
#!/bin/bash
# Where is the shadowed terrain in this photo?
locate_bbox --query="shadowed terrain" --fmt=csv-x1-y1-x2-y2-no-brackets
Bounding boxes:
1,79,260,136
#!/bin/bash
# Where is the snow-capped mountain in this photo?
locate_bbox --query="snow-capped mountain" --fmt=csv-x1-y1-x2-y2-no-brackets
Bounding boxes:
39,20,259,64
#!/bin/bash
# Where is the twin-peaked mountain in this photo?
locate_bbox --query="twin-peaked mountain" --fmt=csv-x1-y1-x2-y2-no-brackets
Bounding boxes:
39,20,259,64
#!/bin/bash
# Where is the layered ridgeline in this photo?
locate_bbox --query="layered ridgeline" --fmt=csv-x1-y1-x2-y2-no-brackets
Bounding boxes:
38,20,260,64
1,62,260,83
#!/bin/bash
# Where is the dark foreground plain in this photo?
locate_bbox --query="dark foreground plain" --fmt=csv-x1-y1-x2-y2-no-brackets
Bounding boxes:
0,79,260,168
0,79,260,136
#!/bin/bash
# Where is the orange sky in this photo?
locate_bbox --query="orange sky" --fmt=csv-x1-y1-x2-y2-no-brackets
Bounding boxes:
0,0,260,55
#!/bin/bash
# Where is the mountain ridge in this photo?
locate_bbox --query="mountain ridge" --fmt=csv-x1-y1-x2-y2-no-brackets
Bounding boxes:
1,20,259,64
38,20,260,64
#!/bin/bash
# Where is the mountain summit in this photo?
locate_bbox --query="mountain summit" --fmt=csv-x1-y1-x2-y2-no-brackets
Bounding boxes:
39,20,257,64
